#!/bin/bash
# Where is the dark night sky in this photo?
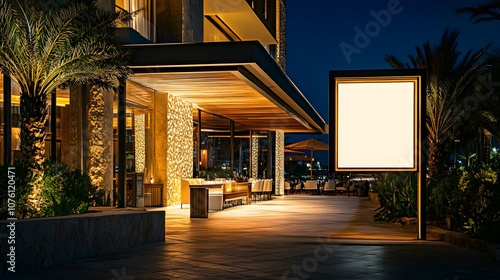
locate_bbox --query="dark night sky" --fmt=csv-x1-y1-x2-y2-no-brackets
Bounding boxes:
285,0,500,165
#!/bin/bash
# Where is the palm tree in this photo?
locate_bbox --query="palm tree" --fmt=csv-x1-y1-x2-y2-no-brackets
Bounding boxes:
386,28,490,176
457,1,500,164
0,0,129,171
0,0,130,209
456,1,500,23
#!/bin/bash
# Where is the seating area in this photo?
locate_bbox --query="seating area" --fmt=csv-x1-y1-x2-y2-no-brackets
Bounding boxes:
334,180,356,196
222,181,251,208
181,178,224,210
323,181,336,195
284,178,372,197
284,181,291,194
251,179,273,202
303,180,319,195
181,178,251,211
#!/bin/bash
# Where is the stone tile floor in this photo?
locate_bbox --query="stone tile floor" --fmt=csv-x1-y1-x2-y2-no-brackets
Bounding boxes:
6,195,500,279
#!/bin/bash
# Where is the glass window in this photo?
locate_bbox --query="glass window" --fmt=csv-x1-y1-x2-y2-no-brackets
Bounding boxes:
203,18,231,42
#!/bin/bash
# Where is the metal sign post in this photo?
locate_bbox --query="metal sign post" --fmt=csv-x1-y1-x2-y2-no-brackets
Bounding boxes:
329,69,426,240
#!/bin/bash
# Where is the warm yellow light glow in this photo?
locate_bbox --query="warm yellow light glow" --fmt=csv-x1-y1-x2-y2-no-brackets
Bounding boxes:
275,131,284,195
204,0,278,45
336,80,417,170
201,149,208,167
135,114,146,173
0,95,69,106
165,94,193,206
251,136,259,178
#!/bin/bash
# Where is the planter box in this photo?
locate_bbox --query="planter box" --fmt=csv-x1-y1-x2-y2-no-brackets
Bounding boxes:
0,208,165,274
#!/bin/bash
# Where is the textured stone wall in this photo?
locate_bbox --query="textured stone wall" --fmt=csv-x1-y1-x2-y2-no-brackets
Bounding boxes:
0,210,165,274
165,94,193,206
63,85,83,170
134,114,146,173
153,92,169,194
153,92,193,206
276,0,286,71
275,130,284,195
87,86,113,194
251,136,259,179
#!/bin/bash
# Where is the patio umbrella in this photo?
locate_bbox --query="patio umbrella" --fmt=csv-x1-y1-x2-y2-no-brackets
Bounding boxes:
283,148,305,154
262,148,304,154
285,138,329,178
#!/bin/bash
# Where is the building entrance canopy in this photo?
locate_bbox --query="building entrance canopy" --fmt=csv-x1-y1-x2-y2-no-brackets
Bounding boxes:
125,41,327,133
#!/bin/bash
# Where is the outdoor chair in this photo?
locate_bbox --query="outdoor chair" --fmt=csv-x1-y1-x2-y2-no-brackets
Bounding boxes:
347,182,356,197
293,181,303,194
323,181,336,195
263,179,273,200
335,181,347,195
304,180,318,195
251,180,263,202
284,181,291,194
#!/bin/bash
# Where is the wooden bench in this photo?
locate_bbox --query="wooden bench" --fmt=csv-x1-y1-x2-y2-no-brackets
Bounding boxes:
182,179,224,211
223,181,251,207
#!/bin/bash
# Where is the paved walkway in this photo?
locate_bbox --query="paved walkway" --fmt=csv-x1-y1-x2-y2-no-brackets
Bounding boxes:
7,195,500,279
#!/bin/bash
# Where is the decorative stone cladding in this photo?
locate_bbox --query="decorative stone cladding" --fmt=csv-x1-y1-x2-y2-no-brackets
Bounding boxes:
0,210,165,274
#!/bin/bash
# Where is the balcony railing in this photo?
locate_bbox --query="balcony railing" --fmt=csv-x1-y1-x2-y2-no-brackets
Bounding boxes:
116,5,154,43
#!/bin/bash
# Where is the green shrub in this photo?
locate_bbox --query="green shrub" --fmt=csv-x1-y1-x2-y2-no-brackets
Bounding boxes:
428,164,500,242
41,161,98,216
372,172,417,223
1,161,99,219
427,170,461,224
0,162,33,219
456,164,500,241
92,188,120,206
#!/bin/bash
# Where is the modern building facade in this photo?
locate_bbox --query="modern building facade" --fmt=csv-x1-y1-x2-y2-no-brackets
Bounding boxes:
0,0,327,207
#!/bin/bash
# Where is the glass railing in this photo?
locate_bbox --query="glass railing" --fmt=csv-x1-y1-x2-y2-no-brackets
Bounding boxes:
116,5,154,43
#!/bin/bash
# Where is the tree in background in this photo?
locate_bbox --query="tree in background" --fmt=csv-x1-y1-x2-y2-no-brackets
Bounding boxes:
458,0,500,164
386,28,490,176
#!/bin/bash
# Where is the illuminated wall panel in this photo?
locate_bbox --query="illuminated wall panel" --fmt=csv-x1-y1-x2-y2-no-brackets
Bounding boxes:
275,130,284,195
134,114,146,173
165,93,193,206
87,87,111,190
251,135,259,179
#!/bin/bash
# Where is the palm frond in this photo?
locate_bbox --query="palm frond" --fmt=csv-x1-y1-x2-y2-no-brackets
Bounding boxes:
0,0,130,95
456,1,500,23
385,27,491,174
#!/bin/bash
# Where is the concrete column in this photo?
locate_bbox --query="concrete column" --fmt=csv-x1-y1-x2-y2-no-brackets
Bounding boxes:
153,92,168,191
62,85,83,170
251,134,259,179
275,130,284,195
86,86,113,195
153,92,193,206
276,0,286,71
182,0,203,42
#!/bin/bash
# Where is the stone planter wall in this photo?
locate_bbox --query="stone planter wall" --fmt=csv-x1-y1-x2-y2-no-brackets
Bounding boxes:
0,209,165,274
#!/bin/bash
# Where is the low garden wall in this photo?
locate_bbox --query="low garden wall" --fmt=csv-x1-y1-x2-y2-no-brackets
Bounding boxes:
0,208,165,274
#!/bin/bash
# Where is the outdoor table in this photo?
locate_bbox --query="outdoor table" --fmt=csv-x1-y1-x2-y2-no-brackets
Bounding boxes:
189,182,224,218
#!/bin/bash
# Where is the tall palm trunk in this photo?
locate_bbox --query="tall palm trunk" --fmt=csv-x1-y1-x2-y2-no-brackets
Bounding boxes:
20,85,48,212
20,88,48,173
428,137,444,177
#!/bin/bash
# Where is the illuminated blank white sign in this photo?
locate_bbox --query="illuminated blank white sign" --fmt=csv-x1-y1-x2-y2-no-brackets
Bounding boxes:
336,81,416,170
